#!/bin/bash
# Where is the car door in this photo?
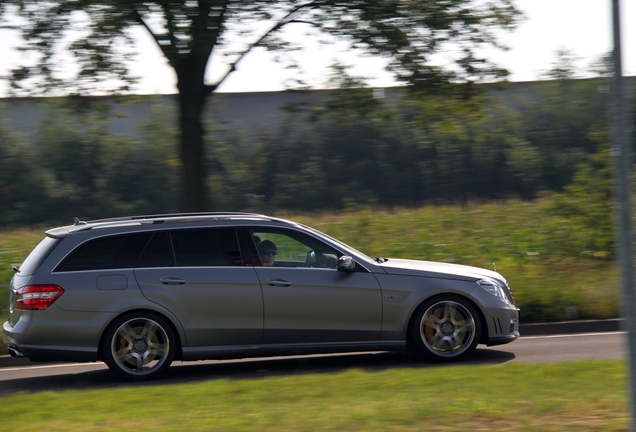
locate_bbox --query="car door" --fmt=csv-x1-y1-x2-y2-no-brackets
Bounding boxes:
247,228,382,345
134,228,263,347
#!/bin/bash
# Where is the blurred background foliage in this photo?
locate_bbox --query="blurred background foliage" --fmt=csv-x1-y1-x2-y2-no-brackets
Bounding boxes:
0,53,632,324
0,60,628,250
290,203,620,323
0,100,180,224
0,201,620,324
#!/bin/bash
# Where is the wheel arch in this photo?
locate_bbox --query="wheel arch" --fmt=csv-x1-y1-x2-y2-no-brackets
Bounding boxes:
405,292,489,349
97,308,184,362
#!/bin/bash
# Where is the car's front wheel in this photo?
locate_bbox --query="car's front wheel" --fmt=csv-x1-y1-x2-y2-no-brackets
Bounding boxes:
411,295,481,361
102,312,176,380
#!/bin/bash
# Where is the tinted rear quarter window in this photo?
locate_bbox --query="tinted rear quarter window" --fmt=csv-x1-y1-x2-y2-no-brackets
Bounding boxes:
139,232,175,268
171,228,243,266
18,237,61,276
55,233,152,272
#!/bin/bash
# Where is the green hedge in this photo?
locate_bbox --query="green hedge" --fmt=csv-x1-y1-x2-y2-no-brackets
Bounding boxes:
1,200,619,333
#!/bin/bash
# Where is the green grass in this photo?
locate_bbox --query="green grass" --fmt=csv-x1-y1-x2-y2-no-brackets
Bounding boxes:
290,201,620,322
0,206,628,429
0,226,45,315
0,360,629,431
0,200,621,329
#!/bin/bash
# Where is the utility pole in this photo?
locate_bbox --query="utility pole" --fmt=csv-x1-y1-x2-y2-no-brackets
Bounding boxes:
610,0,636,429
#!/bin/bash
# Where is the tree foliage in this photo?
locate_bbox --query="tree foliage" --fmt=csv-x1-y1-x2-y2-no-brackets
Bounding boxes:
0,106,50,224
511,51,613,195
1,0,521,211
0,72,629,264
0,100,179,225
544,147,614,259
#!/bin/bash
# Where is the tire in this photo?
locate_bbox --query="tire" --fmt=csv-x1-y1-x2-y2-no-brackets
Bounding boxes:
102,312,176,380
410,295,481,361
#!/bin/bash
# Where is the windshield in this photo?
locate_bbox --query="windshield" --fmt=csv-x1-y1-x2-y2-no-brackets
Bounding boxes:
300,224,376,264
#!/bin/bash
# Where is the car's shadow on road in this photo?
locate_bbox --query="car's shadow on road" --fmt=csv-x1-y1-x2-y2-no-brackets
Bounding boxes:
0,348,515,395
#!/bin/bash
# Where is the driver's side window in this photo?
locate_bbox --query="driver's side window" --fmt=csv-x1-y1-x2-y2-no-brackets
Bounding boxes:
249,229,339,269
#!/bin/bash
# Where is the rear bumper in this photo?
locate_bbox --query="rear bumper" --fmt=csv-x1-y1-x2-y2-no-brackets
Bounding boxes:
5,344,27,357
3,318,99,362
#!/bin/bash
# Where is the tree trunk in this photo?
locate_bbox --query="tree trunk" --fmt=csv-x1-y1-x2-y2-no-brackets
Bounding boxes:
176,58,213,212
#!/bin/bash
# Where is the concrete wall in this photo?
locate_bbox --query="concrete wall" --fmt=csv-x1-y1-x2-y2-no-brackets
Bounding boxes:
0,88,401,141
1,78,628,142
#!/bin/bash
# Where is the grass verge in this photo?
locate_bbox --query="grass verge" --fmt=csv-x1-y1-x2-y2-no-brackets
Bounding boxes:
0,360,629,431
0,201,621,355
1,203,621,322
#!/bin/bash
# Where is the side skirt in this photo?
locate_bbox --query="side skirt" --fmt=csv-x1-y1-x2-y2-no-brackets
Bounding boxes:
181,341,407,362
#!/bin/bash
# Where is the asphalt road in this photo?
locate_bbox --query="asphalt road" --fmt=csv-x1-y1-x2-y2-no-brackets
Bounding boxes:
0,329,626,395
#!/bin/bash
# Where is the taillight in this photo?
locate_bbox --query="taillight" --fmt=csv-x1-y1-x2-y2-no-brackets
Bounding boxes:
16,285,64,310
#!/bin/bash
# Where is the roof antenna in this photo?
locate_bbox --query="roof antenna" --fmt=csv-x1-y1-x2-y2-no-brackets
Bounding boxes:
74,217,87,226
493,263,497,273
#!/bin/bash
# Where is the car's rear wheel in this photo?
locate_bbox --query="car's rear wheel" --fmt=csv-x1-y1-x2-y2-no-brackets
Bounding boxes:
411,296,481,361
103,312,176,380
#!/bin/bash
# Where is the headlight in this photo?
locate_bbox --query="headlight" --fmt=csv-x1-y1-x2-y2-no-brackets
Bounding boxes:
476,279,509,302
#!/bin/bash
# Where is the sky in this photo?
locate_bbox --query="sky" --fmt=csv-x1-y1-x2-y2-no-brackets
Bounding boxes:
0,0,634,96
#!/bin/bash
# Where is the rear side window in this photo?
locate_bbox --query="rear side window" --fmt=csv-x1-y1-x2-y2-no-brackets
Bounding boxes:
138,232,175,268
18,237,61,276
171,228,243,266
54,233,152,272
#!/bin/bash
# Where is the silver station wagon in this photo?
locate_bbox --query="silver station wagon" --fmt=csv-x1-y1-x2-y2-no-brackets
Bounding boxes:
3,213,519,379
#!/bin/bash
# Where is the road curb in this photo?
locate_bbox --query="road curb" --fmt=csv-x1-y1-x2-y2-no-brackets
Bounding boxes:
519,318,623,336
0,319,625,369
0,355,41,369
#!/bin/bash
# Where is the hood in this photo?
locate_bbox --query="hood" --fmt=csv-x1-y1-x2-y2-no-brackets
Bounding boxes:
378,258,507,285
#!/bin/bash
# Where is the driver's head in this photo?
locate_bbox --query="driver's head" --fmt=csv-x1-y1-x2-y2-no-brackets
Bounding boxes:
258,240,277,266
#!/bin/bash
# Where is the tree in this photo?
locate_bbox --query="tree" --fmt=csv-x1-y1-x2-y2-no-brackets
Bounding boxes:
0,104,50,225
0,1,520,211
504,49,611,193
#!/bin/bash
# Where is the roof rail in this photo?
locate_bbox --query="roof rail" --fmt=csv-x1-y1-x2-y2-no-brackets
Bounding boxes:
50,212,296,239
85,212,263,224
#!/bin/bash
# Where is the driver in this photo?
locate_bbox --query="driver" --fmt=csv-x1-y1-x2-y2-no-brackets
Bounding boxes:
257,240,277,266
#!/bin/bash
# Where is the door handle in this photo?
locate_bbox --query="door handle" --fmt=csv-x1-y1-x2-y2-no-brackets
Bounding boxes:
160,277,186,285
266,278,291,287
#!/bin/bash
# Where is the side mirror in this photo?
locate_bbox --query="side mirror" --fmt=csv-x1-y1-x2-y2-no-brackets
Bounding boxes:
338,255,356,272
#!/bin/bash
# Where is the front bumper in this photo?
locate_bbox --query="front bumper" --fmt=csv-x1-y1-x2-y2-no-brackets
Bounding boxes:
484,307,520,347
487,333,519,346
